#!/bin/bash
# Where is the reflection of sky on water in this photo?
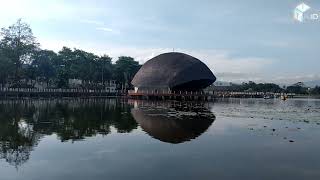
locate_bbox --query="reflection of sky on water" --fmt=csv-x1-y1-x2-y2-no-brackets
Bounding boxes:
211,98,320,122
0,99,319,180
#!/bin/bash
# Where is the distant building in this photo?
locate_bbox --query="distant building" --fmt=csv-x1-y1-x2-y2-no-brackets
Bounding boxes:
105,80,117,93
68,79,83,88
34,81,48,89
208,81,239,92
131,52,216,93
68,79,117,92
213,81,232,87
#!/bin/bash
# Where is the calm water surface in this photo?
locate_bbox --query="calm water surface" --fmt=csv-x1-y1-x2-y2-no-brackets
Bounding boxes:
0,98,320,180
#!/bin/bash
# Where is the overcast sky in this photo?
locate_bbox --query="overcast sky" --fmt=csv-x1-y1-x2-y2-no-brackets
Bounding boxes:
0,0,319,84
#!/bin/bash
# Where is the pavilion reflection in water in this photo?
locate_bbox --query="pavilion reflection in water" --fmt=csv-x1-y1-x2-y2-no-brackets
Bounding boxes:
130,100,215,144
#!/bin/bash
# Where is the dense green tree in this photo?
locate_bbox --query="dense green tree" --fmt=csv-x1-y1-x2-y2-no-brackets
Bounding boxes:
0,19,143,89
114,56,141,90
311,86,320,95
32,50,57,86
54,48,116,88
0,19,39,81
255,83,283,93
58,48,99,82
55,47,73,87
95,55,113,84
239,81,283,93
69,49,97,81
286,85,308,94
0,50,14,85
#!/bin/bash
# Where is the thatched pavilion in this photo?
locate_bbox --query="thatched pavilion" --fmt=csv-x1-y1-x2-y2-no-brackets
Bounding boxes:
132,52,216,93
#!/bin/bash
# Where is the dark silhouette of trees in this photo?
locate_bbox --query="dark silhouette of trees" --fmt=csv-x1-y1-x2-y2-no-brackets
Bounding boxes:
0,20,141,89
114,56,141,90
31,50,57,86
0,50,14,85
220,81,318,95
238,81,283,93
311,86,320,95
286,84,308,94
96,55,113,84
0,19,39,82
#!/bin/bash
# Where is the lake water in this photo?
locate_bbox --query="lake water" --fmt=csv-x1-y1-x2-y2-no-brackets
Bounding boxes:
0,98,320,180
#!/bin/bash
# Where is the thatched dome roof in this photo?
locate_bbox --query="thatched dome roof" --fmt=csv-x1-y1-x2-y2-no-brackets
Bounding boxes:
131,52,216,91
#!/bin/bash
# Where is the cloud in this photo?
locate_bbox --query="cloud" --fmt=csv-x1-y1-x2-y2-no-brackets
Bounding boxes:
0,0,78,23
96,27,120,34
80,19,105,26
271,74,320,85
38,39,82,52
81,19,120,34
215,72,263,83
273,16,295,25
260,41,291,48
96,27,114,32
0,1,104,27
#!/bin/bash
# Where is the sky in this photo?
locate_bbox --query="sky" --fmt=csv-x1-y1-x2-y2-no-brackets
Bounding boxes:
0,0,319,84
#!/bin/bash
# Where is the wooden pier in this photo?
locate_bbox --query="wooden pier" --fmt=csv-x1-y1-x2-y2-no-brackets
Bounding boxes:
213,91,296,98
128,90,214,101
0,88,296,100
128,90,296,101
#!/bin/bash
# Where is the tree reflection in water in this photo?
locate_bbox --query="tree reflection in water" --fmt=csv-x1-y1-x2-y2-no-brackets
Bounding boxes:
130,100,215,144
0,99,216,167
0,99,138,167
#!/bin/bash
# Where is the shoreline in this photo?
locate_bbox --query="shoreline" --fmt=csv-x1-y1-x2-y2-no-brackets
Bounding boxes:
0,96,319,101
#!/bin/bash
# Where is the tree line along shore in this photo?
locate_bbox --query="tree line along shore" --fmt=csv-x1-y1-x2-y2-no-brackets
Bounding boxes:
0,19,140,91
0,19,319,96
